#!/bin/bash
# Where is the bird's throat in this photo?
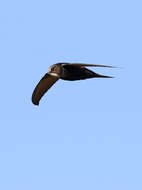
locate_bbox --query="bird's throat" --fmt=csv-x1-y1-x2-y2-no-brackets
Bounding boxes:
49,72,59,77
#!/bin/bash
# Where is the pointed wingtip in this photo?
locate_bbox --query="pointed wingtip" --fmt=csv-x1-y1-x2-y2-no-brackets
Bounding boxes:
31,96,40,106
92,65,118,69
34,102,39,106
70,63,120,68
32,101,40,106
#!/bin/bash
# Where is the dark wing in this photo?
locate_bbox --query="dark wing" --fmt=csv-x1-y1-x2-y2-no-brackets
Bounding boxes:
63,64,113,80
69,63,116,68
32,73,59,105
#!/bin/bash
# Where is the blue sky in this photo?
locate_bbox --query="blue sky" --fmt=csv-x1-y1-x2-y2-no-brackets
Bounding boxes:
0,0,142,189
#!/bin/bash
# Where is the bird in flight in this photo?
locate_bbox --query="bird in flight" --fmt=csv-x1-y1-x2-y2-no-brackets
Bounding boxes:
32,62,115,106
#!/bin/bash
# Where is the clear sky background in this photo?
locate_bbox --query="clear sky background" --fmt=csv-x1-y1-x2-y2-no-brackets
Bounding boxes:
0,0,142,189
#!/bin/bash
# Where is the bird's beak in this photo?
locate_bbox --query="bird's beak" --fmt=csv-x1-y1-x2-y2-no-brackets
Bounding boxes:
48,67,52,73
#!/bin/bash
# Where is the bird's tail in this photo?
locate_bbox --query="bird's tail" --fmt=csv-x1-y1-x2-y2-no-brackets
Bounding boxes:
92,72,114,78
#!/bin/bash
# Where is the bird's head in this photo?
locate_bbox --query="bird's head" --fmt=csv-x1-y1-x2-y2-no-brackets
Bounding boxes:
48,64,61,77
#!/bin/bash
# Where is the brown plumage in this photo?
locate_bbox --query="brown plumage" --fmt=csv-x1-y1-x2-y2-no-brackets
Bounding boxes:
32,62,115,105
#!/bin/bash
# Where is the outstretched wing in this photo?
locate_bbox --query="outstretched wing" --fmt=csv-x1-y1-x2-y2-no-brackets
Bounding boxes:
32,73,59,105
62,64,113,80
70,63,116,68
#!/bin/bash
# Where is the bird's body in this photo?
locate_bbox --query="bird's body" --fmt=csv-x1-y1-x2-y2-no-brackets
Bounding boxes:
48,63,113,81
32,62,115,105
